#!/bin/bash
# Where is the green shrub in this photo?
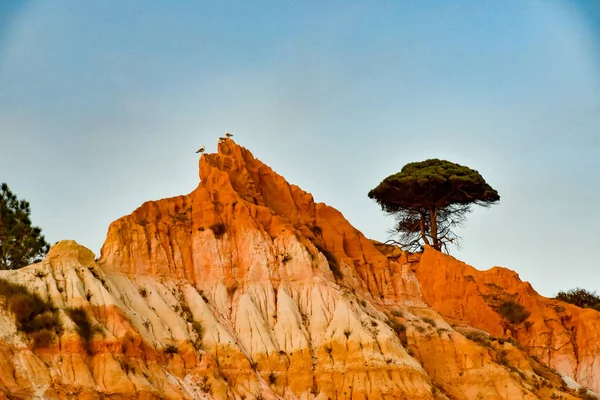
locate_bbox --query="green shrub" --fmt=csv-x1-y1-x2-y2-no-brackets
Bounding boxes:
315,244,342,280
497,301,530,324
9,293,47,330
0,279,61,348
209,223,226,238
421,317,436,327
390,309,404,318
556,288,600,309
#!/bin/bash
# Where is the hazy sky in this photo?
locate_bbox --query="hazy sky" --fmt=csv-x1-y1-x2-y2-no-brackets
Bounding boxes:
1,1,599,297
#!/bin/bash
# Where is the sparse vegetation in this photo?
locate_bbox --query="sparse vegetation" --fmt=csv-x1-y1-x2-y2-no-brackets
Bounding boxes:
578,387,595,400
497,300,530,324
171,209,190,224
164,344,179,354
120,359,136,374
192,321,204,342
85,290,93,301
343,328,352,339
66,306,101,353
390,309,404,318
139,286,147,297
421,317,436,327
388,319,408,346
281,253,292,263
555,288,600,310
498,349,509,366
267,372,277,385
33,270,46,279
209,222,227,239
464,331,491,347
0,278,61,348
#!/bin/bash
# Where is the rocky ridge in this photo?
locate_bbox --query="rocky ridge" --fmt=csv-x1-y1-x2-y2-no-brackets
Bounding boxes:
0,138,596,399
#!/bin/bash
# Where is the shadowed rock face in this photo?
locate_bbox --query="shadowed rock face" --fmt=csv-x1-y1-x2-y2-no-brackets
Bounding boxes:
0,139,593,399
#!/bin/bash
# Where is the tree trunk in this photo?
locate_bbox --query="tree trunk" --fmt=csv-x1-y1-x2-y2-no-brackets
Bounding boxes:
419,215,430,246
429,208,439,249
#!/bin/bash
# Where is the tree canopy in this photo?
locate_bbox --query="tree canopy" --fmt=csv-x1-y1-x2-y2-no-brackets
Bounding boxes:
368,159,500,252
0,183,50,269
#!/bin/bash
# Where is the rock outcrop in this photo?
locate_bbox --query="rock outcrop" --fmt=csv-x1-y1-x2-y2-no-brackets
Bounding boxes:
408,247,600,394
0,139,595,399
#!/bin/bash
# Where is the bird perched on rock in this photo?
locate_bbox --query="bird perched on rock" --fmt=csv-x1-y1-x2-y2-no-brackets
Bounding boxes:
196,146,205,153
225,132,233,138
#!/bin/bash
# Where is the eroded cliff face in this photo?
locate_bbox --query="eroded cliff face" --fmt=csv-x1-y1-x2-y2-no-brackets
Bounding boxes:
405,248,600,394
0,139,593,399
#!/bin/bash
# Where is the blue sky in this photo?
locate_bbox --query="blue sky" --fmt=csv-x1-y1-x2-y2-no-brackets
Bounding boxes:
1,1,599,297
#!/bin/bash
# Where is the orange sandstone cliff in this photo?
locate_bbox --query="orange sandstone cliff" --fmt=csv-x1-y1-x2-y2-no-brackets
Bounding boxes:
0,139,596,399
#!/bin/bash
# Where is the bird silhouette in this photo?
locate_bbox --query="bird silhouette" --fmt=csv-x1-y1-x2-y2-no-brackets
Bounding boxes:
225,132,233,138
196,146,205,153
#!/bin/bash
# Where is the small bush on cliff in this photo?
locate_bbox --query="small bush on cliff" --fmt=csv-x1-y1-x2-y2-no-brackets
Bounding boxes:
497,300,530,324
209,223,227,239
164,344,179,354
0,278,61,348
388,319,408,346
555,288,600,310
